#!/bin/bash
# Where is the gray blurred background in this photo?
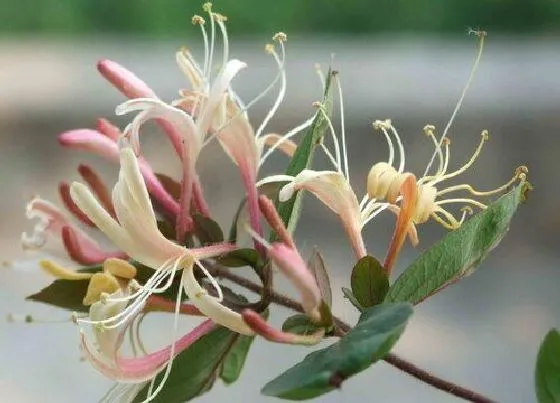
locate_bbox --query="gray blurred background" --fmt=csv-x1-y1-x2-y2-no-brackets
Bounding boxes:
1,1,559,402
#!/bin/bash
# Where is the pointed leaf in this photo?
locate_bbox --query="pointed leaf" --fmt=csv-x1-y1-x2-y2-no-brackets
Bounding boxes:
262,302,413,400
341,287,364,312
282,314,323,336
536,329,560,403
385,182,529,305
27,278,92,312
350,256,389,308
219,334,256,384
192,213,224,245
218,248,261,269
307,248,332,307
275,70,336,235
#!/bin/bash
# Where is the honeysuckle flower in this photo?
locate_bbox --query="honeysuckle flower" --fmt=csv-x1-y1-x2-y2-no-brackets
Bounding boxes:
70,147,253,335
365,119,527,230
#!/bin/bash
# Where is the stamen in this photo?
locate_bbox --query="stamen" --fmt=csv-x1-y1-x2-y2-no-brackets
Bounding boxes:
335,74,350,181
259,115,314,166
317,105,342,174
195,259,223,302
432,130,489,184
387,122,406,173
320,143,339,169
423,30,487,177
431,207,462,230
373,121,395,167
423,125,444,177
205,3,216,81
214,13,229,72
436,198,488,210
140,269,186,403
256,36,286,138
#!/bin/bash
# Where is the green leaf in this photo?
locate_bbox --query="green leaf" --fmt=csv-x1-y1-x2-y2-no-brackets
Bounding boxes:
220,334,256,384
262,302,413,400
192,213,224,245
350,256,389,308
385,182,528,305
536,329,560,403
134,327,240,403
282,314,323,336
27,278,92,312
307,248,332,307
341,287,364,312
218,248,260,269
275,70,336,235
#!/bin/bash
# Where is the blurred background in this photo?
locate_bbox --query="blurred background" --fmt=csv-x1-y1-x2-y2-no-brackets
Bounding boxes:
1,1,559,402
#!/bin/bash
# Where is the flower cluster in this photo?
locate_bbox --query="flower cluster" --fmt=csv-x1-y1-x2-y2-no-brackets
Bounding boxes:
20,6,526,402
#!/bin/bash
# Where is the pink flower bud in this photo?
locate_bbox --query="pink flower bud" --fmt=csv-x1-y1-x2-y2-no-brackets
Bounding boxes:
97,59,156,99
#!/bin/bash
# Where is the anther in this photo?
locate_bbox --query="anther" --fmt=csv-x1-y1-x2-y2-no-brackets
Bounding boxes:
273,32,287,42
481,130,489,140
423,125,436,136
213,13,228,22
265,43,275,54
202,2,212,12
312,101,322,108
192,15,205,25
442,137,451,145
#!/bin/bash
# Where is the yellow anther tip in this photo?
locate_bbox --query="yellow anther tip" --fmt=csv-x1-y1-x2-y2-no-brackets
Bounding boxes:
312,101,322,108
481,130,489,140
423,124,436,134
265,43,275,54
192,15,205,25
213,13,228,22
273,32,287,42
202,2,213,12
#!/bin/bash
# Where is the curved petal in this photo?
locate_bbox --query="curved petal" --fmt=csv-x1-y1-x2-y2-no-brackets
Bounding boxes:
279,170,366,258
182,267,253,335
97,59,157,99
197,59,247,135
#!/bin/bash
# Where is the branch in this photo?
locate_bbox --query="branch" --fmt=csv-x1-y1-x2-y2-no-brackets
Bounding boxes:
211,265,497,403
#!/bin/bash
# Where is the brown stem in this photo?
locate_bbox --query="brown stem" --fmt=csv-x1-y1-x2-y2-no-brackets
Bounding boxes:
210,265,498,403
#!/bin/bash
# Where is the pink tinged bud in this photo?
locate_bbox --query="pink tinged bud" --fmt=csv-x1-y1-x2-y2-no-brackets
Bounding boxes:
242,310,324,345
384,174,418,274
279,170,367,259
61,226,126,266
258,195,295,249
268,243,322,323
59,182,95,227
97,59,157,99
81,319,216,382
96,118,121,142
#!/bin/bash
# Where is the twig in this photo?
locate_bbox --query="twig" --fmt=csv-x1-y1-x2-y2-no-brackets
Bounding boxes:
211,265,498,403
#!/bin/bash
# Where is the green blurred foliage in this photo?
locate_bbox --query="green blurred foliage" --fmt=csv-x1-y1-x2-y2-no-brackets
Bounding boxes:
0,0,559,36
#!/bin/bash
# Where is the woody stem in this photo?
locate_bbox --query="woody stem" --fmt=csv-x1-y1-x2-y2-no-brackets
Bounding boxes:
210,265,497,403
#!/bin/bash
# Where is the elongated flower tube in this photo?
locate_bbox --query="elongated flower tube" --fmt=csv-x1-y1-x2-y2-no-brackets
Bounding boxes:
70,147,253,335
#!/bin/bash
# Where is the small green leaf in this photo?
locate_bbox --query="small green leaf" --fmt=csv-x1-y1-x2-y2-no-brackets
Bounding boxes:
350,256,389,308
275,70,336,235
134,327,239,403
192,213,224,245
307,248,332,307
27,278,91,312
341,287,364,312
220,334,256,384
536,329,560,403
282,314,323,336
218,249,260,268
262,302,413,400
386,182,528,305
